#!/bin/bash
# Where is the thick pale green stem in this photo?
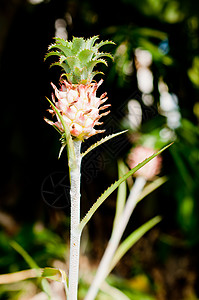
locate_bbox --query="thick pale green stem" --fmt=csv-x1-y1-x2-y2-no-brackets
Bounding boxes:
85,177,146,300
68,140,82,300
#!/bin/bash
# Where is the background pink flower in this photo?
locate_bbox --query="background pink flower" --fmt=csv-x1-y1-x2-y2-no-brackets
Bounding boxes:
128,146,162,180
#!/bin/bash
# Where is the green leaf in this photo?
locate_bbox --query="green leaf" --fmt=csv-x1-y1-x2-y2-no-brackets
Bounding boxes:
45,97,69,138
61,63,71,74
45,97,76,168
48,43,71,57
73,66,83,83
41,279,52,300
72,37,85,54
65,73,73,83
85,35,99,48
95,52,114,61
49,61,70,74
66,56,81,70
80,66,89,82
89,71,104,81
49,61,62,69
138,176,168,203
100,281,131,300
87,59,107,73
10,241,39,270
109,216,162,272
78,49,94,64
44,51,62,61
10,241,52,298
97,58,108,66
59,55,67,64
73,66,89,83
112,160,128,232
42,268,67,283
54,37,68,47
42,268,68,298
81,130,128,158
94,40,116,51
78,143,173,232
93,58,108,67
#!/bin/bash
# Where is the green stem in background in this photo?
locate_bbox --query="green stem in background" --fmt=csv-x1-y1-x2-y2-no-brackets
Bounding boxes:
85,177,146,300
68,140,82,300
112,160,128,231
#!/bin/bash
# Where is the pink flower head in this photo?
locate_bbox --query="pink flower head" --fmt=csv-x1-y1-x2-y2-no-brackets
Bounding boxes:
45,79,111,140
127,146,162,180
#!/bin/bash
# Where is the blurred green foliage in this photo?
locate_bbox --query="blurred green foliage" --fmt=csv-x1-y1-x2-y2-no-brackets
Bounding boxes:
0,223,67,273
0,223,67,299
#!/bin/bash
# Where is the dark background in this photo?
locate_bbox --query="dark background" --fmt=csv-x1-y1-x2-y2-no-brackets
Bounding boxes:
0,0,199,299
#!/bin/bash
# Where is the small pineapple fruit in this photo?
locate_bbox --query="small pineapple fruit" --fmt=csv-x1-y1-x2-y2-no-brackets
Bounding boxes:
45,36,115,140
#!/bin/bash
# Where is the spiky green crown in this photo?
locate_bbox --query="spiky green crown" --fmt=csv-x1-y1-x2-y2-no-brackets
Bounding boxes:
45,36,115,85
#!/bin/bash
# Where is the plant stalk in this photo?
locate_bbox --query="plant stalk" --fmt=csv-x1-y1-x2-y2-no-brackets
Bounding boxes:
85,176,146,300
68,140,82,300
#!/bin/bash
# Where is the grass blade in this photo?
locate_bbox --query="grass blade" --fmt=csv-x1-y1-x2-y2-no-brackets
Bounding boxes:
10,241,51,298
10,241,39,270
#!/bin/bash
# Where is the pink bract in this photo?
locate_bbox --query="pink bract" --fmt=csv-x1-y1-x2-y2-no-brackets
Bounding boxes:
45,79,111,140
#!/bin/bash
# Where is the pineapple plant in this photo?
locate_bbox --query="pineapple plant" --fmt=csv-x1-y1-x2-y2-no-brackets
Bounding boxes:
44,36,115,141
43,36,172,300
0,36,171,300
44,36,116,300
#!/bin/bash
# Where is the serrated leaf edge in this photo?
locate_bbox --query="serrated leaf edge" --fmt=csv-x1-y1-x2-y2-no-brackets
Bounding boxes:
81,130,128,158
78,143,173,232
